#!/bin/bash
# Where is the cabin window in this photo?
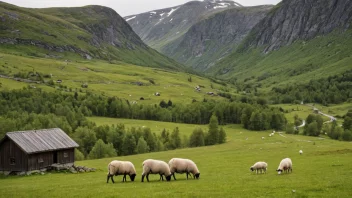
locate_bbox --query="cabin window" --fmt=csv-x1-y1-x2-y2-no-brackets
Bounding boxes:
64,152,68,158
10,157,15,165
38,158,44,163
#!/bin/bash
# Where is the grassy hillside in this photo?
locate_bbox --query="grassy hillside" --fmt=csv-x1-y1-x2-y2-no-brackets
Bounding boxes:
0,123,351,197
0,2,183,70
211,29,352,90
0,53,235,104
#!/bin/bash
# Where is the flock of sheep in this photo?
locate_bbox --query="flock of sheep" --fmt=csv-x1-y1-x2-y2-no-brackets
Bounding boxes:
106,150,303,183
107,158,200,183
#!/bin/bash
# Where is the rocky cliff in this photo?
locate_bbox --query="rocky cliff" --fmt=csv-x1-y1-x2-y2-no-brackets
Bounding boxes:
241,0,352,53
162,5,272,71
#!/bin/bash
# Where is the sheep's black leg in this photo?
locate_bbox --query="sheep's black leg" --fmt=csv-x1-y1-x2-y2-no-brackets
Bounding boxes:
122,174,126,182
107,175,110,183
111,176,115,184
146,174,150,182
172,173,176,180
141,174,145,182
159,174,164,181
186,172,189,180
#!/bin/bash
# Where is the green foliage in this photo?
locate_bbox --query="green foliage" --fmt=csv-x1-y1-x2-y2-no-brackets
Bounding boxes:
74,148,85,161
136,137,150,154
122,132,137,156
271,70,352,104
304,114,323,136
169,127,181,149
206,115,219,145
189,128,205,147
73,127,97,156
88,139,116,159
218,127,226,144
285,123,295,134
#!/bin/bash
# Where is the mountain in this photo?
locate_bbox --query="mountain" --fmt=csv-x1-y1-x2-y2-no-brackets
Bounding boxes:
162,5,273,71
210,0,352,87
0,2,182,70
124,0,242,51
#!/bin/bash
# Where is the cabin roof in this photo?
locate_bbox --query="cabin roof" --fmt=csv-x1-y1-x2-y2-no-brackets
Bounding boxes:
2,128,78,154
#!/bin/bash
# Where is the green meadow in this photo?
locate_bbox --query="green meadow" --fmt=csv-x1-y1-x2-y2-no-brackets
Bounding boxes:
0,121,351,198
0,53,235,104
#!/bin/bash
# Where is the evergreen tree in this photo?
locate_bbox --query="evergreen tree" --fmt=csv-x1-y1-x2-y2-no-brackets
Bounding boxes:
189,128,205,147
170,127,181,149
143,127,157,152
122,133,137,155
136,137,150,154
75,148,85,161
218,127,226,144
73,127,97,156
207,115,219,145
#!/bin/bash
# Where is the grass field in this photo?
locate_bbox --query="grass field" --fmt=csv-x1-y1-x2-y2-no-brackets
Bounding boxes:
0,121,351,198
0,53,235,104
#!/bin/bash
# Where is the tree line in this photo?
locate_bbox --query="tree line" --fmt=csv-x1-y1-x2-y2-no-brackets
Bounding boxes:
270,70,352,105
0,88,287,131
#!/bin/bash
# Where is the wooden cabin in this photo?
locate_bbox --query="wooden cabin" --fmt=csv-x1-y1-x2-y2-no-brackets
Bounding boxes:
0,128,79,172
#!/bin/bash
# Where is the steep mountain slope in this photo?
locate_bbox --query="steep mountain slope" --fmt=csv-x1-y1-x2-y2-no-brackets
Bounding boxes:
124,0,242,51
162,5,272,71
211,0,352,88
0,2,182,70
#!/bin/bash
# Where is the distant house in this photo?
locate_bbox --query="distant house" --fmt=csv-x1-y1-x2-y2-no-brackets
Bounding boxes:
0,128,78,172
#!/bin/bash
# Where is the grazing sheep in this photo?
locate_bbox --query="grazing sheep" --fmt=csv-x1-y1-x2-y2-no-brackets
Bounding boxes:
168,158,200,180
107,160,137,183
262,137,265,140
276,158,293,175
250,162,268,174
141,159,172,182
299,150,303,155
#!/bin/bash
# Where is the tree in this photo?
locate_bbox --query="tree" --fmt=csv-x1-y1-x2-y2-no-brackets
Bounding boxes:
88,139,116,159
136,137,150,154
305,121,319,136
286,123,295,134
143,127,157,152
107,125,125,156
207,115,219,145
167,100,173,107
343,117,352,131
189,128,205,147
218,127,226,144
75,148,85,161
159,100,168,108
170,127,181,149
73,127,97,156
122,133,137,155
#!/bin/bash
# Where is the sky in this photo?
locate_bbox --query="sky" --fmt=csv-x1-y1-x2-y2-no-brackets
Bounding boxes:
3,0,282,16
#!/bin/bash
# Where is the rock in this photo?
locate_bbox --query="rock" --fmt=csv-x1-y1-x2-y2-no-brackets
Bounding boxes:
3,171,11,176
17,172,26,176
40,168,47,172
27,170,41,175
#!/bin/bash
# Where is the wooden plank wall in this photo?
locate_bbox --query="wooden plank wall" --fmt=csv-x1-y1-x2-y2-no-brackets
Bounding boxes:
0,139,28,171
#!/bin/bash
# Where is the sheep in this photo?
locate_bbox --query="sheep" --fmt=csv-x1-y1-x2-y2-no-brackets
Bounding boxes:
250,162,268,174
107,160,137,183
262,137,265,140
299,150,303,155
276,158,293,175
168,158,200,180
141,159,172,182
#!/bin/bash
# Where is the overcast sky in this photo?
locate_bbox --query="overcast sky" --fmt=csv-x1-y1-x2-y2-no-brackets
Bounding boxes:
3,0,282,16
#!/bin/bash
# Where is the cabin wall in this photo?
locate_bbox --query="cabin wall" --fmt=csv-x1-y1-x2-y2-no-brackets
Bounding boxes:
28,152,54,171
0,139,28,171
57,149,75,164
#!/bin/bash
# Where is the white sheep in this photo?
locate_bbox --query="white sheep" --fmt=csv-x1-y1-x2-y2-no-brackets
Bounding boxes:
299,150,303,155
250,161,268,174
276,158,293,175
168,158,200,180
107,160,137,183
141,159,172,182
262,137,265,140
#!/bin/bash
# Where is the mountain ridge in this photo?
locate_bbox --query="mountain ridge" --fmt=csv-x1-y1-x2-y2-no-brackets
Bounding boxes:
0,2,183,70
